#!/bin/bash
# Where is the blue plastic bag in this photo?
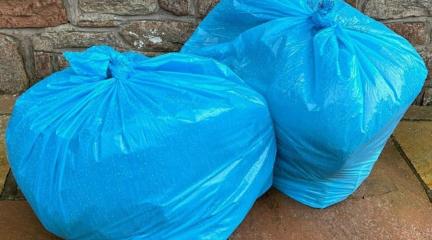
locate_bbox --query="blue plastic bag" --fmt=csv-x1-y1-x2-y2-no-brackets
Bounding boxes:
6,46,276,239
182,0,428,208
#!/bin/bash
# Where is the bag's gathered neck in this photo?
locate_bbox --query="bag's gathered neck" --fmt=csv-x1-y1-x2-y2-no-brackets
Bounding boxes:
64,46,135,81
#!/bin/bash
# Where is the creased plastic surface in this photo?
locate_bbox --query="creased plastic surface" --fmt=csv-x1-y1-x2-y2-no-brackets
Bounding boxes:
182,0,428,208
5,46,276,239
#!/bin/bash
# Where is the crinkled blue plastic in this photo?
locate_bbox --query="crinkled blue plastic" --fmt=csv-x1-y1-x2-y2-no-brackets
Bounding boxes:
182,0,428,208
6,46,276,239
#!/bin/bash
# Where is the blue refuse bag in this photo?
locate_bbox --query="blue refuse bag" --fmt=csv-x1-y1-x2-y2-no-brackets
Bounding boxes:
182,0,428,208
6,46,276,239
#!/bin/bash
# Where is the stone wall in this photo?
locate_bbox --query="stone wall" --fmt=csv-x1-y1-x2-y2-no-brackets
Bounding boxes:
0,0,430,104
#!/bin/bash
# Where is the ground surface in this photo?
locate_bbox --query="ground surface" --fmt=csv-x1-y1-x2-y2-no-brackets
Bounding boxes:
1,142,432,240
231,142,432,240
394,106,432,200
0,97,431,239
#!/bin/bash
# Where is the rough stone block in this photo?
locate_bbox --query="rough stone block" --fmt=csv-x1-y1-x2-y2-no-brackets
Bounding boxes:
386,22,427,46
52,54,68,71
0,115,10,195
32,25,127,52
34,52,53,80
346,0,356,7
363,0,432,20
120,20,196,52
0,35,28,94
196,0,219,18
414,89,425,106
0,0,67,28
419,48,432,87
423,88,432,106
416,48,432,94
34,52,70,81
79,0,159,15
160,0,189,16
77,14,122,27
0,95,16,115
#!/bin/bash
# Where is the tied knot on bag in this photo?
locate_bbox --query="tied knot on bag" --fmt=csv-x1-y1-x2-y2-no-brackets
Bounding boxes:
311,0,336,28
64,46,134,81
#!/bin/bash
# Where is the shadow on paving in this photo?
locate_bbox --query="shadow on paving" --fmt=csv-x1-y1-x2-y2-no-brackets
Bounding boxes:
0,141,431,240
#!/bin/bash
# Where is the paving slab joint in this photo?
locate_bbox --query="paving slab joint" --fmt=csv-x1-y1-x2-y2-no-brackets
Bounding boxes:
391,136,432,202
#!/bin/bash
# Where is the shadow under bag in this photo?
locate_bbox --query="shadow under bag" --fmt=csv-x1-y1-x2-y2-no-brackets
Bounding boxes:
182,0,428,208
6,46,276,239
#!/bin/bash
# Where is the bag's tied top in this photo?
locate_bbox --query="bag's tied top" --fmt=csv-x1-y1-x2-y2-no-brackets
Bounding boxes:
64,46,135,81
310,0,336,28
